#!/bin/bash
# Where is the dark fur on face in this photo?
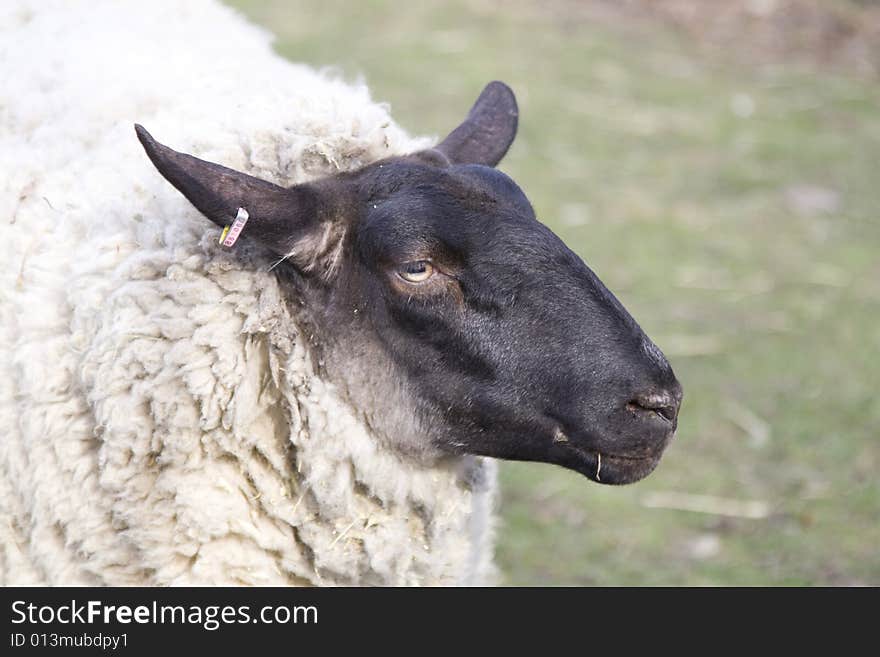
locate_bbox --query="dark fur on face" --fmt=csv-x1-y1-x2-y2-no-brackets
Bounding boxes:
136,82,682,484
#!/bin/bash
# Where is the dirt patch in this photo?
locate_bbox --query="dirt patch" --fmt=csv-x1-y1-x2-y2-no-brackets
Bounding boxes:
492,0,880,77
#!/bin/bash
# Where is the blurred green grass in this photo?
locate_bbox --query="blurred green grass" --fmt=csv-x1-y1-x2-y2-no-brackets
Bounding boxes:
227,0,880,585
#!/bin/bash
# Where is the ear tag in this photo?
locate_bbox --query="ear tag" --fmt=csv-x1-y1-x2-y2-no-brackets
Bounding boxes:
219,207,250,247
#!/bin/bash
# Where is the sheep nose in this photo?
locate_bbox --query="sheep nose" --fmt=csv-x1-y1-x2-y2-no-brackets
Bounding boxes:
627,384,682,425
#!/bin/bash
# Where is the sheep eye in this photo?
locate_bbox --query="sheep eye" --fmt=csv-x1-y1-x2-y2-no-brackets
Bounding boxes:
397,260,434,283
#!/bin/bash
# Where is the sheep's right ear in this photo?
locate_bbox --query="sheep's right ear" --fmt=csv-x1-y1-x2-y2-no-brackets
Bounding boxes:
435,81,519,167
135,125,343,275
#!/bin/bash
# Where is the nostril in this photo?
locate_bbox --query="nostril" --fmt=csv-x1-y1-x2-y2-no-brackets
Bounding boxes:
627,392,679,424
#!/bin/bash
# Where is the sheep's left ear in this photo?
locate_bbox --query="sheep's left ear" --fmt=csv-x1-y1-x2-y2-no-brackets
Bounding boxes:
434,81,519,167
135,125,343,275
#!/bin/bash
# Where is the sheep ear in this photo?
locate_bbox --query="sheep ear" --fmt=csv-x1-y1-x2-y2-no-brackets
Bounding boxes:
435,81,519,167
135,124,324,257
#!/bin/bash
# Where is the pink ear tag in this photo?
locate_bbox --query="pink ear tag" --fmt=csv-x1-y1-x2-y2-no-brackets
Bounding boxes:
219,207,250,247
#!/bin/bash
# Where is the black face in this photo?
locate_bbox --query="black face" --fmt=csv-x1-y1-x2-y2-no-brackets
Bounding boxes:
136,81,682,485
324,159,682,484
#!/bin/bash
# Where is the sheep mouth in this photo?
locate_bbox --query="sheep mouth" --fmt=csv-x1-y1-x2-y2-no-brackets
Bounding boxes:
556,440,665,485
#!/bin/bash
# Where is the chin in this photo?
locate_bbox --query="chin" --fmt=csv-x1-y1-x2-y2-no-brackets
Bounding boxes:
547,439,669,485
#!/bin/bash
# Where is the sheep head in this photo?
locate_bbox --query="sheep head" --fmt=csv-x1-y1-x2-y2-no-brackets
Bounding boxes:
136,81,682,485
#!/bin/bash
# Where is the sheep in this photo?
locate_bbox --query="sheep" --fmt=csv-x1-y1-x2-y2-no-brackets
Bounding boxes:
0,0,682,586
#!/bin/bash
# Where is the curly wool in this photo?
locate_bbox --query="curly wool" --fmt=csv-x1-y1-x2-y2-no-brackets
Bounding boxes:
0,0,497,585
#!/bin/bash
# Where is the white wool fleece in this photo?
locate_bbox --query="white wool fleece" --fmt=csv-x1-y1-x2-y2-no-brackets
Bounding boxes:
0,0,497,585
